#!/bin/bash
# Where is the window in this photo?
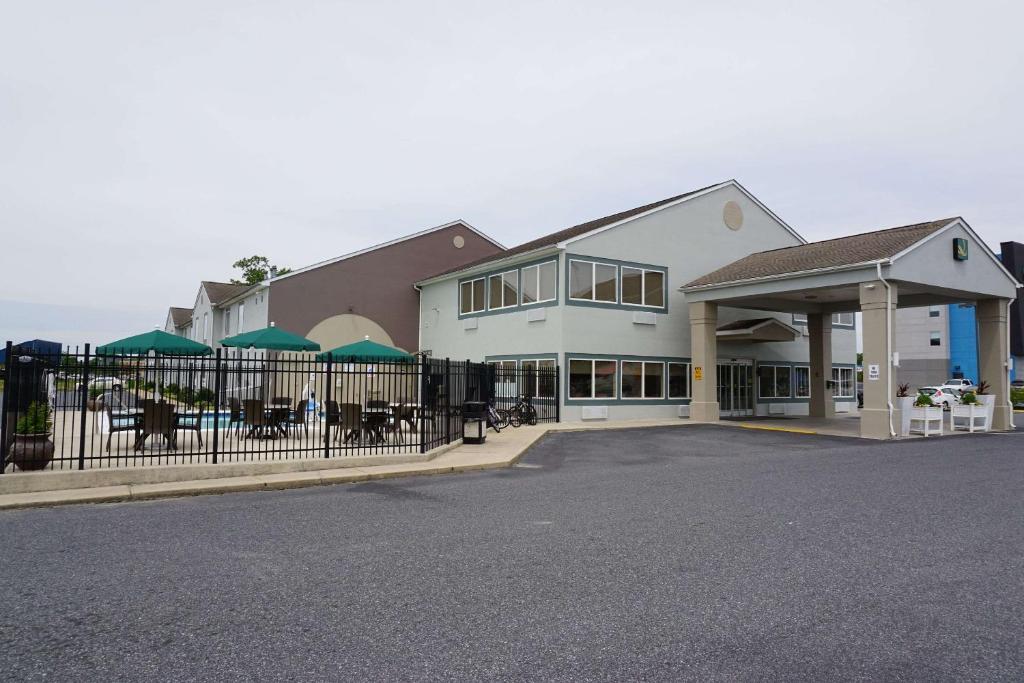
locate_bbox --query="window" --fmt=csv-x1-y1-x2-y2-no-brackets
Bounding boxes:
930,331,941,346
832,312,854,326
792,313,808,325
621,267,665,307
758,365,791,399
223,310,231,337
202,313,209,343
794,366,810,398
488,271,518,310
237,304,245,333
520,262,557,305
621,361,665,399
569,260,617,303
929,305,942,318
489,360,517,384
831,367,854,398
522,359,556,398
568,358,617,399
460,277,486,314
668,362,691,399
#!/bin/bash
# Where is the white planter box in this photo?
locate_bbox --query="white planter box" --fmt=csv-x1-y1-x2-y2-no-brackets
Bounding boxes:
977,394,996,426
909,406,943,436
896,397,915,437
951,403,989,432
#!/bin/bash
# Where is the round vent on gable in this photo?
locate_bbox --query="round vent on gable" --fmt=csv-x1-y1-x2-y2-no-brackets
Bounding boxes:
723,201,744,231
453,235,465,249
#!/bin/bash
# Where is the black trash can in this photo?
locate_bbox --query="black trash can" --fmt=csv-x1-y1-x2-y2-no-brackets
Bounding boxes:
462,401,487,445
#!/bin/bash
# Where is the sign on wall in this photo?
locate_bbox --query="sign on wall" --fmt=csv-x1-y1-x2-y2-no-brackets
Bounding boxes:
694,366,703,381
868,364,880,381
953,237,969,261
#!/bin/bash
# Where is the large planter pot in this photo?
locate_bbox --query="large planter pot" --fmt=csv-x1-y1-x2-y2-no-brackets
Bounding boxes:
8,433,55,471
896,397,915,437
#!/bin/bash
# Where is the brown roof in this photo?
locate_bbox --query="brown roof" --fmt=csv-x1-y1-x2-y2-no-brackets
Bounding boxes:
202,281,254,305
168,307,193,328
684,218,957,288
426,182,726,280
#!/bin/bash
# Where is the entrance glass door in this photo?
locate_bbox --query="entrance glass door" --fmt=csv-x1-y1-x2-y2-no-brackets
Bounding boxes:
717,360,754,417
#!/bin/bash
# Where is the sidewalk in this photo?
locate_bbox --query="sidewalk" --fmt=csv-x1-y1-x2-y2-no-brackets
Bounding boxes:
0,419,699,510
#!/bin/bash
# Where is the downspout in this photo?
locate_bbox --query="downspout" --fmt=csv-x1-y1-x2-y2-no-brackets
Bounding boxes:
1008,297,1017,420
876,262,897,438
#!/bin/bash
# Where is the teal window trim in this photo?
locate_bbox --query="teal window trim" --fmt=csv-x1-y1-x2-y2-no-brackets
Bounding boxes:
791,313,856,330
564,253,668,314
752,361,857,403
484,353,560,401
458,258,559,319
564,352,691,406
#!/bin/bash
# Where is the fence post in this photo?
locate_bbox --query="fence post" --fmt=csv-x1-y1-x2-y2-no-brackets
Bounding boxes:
555,366,561,423
212,349,221,465
0,341,11,470
419,355,427,454
78,343,91,471
324,355,332,458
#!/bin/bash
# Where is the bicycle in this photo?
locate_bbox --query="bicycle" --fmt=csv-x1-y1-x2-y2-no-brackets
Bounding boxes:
508,395,537,427
485,401,509,432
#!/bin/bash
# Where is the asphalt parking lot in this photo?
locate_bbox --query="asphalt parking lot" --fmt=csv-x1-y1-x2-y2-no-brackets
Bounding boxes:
1,424,1022,681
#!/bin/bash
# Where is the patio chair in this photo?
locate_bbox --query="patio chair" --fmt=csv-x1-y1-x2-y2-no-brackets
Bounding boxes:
104,404,140,453
135,401,175,452
324,400,341,441
284,400,309,438
386,405,416,444
227,397,244,439
366,399,389,412
271,396,292,407
337,402,363,444
242,399,270,439
175,407,204,448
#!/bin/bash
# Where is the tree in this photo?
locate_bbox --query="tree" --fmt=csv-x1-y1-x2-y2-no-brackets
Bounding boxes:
230,256,292,285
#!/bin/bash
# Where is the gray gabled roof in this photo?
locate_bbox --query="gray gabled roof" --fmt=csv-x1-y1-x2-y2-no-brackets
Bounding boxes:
168,307,193,328
201,281,255,305
684,218,958,289
424,182,727,281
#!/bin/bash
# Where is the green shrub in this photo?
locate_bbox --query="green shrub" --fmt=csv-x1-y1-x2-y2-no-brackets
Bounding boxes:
1012,387,1024,405
196,388,215,404
914,392,935,408
15,402,51,435
959,391,979,405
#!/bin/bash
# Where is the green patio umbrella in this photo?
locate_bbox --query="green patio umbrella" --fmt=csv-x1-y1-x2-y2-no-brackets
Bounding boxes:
219,324,320,351
315,337,413,363
96,329,212,404
97,329,212,356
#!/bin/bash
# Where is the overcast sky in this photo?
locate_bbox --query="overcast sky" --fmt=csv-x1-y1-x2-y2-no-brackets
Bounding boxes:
2,1,1022,346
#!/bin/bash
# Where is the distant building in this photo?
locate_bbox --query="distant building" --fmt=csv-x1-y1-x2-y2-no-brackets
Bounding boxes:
164,221,504,352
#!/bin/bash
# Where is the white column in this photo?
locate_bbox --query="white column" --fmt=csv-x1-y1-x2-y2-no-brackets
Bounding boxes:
977,298,1013,431
689,301,719,422
860,281,897,439
807,313,834,419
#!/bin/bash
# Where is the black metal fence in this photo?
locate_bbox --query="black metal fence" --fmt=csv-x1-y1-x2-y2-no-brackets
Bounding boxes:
0,342,559,473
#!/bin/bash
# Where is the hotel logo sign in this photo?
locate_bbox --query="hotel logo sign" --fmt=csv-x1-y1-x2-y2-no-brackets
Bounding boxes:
953,237,969,261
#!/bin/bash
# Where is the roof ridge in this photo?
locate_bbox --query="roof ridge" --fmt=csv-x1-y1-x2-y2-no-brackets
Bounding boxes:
419,181,732,281
743,218,958,258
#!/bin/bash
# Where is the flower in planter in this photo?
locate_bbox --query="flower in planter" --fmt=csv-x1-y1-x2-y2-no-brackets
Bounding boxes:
959,391,979,406
896,383,911,398
914,392,935,408
15,401,52,435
